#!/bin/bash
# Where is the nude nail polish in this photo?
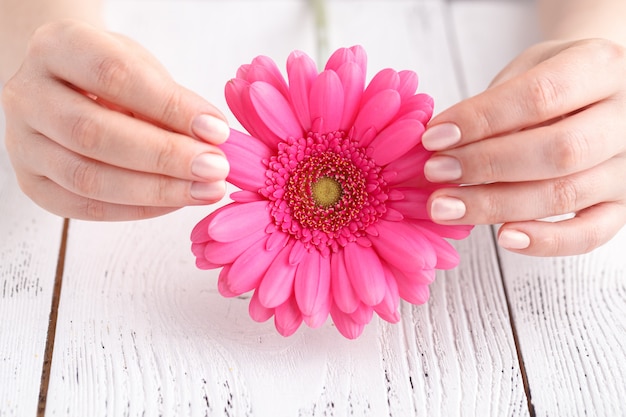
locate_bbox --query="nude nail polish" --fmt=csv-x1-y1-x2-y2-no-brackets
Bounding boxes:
430,197,466,221
192,114,230,144
191,153,230,181
424,156,462,182
422,123,462,151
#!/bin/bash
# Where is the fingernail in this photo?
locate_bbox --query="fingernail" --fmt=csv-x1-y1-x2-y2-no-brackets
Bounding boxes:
190,181,226,201
192,114,230,144
191,153,230,180
424,155,462,182
498,229,531,250
422,123,461,151
430,197,466,221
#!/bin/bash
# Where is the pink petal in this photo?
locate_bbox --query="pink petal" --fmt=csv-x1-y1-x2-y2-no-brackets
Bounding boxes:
369,119,425,165
230,190,264,203
343,243,386,306
195,254,220,271
294,250,331,316
247,55,290,97
325,45,367,73
395,268,433,305
190,212,215,243
410,223,461,269
388,188,430,220
361,68,399,105
396,93,434,124
257,243,298,308
302,298,330,329
249,289,274,322
220,129,272,192
413,220,474,240
224,235,275,295
208,201,270,242
225,79,282,148
371,219,437,272
330,302,365,339
336,62,365,131
330,252,360,313
217,265,238,297
309,70,344,134
250,81,303,140
382,144,431,187
349,303,374,325
203,226,267,265
274,296,303,337
353,89,401,147
374,265,401,323
397,70,419,101
287,50,317,131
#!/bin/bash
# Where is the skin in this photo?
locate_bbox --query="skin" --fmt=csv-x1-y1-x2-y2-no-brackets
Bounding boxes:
0,1,230,220
423,0,626,256
1,0,626,256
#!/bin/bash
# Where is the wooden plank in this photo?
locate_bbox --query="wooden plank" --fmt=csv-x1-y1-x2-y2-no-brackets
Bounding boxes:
0,106,65,415
498,235,626,416
44,1,527,416
451,1,626,415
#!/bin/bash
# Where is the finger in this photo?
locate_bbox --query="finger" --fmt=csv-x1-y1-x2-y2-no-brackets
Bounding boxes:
28,21,229,144
22,174,179,221
21,132,227,207
20,81,229,183
424,101,626,184
497,202,626,256
422,39,626,151
427,156,626,225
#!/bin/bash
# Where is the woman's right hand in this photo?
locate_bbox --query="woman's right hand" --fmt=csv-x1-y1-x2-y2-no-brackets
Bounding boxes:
2,20,230,220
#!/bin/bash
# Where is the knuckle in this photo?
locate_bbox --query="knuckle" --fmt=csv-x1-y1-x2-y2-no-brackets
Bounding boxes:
70,113,104,154
83,198,107,221
525,74,562,119
156,87,185,125
549,128,589,174
550,177,579,214
152,175,174,206
93,54,133,99
480,191,505,223
153,136,179,174
68,159,102,197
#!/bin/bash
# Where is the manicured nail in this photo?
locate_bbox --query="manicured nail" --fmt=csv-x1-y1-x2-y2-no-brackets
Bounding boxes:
191,153,230,181
422,123,462,151
430,197,466,221
498,229,531,250
424,155,462,182
190,181,226,201
192,114,230,144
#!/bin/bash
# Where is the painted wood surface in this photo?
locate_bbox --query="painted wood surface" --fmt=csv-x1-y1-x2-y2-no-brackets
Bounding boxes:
0,102,65,415
1,1,625,416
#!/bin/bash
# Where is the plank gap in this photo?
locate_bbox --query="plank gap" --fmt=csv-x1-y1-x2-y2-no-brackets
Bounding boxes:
37,218,70,417
490,226,536,417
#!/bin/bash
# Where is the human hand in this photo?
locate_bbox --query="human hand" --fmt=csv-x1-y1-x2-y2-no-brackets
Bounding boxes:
422,39,626,256
1,20,230,220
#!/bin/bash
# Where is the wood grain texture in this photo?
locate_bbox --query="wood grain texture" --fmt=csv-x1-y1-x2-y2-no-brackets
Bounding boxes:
43,1,528,416
0,108,65,416
498,234,626,417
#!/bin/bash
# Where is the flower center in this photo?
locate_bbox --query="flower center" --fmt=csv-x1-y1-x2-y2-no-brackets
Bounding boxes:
262,130,388,254
311,177,342,207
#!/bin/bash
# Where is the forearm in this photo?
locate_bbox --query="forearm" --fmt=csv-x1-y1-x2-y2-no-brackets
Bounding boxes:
0,0,103,82
538,0,626,45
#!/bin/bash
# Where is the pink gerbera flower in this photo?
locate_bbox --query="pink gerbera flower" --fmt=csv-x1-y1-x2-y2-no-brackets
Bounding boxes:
191,45,472,339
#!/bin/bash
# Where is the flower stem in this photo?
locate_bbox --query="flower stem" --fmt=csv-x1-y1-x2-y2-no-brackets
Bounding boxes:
311,0,329,68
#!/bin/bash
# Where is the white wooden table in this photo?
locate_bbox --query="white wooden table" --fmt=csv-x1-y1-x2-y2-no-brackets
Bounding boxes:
2,1,625,416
